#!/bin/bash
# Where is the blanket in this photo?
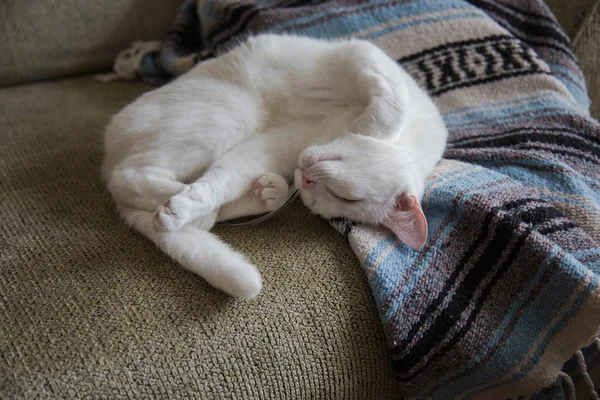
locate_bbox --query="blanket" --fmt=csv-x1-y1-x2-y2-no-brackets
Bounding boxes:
109,0,600,398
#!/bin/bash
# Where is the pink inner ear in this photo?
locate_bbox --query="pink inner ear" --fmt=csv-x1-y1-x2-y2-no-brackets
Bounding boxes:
383,194,428,249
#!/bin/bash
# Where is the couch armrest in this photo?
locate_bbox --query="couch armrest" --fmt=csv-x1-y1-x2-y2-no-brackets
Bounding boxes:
546,0,600,119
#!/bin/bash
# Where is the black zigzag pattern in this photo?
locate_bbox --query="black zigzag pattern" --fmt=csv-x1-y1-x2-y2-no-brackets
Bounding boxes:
398,35,550,97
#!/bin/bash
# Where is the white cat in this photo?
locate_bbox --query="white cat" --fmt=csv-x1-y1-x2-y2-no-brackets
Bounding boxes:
102,34,448,299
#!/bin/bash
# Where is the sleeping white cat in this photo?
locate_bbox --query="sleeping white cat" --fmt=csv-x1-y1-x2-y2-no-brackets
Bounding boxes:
102,34,448,299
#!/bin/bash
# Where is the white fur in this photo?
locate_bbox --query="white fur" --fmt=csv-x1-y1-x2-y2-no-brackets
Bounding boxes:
102,34,448,298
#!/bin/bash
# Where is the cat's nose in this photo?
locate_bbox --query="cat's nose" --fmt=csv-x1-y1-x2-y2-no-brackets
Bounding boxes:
301,173,316,189
295,168,315,190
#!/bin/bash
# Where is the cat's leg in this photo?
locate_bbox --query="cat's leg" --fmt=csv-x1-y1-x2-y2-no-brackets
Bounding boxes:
108,166,185,211
153,144,283,232
216,173,289,222
337,41,408,140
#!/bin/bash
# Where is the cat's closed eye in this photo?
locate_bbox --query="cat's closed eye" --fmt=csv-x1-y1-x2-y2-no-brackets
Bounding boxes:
325,186,361,203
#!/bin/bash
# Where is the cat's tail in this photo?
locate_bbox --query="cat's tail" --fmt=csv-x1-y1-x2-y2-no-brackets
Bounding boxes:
119,207,263,298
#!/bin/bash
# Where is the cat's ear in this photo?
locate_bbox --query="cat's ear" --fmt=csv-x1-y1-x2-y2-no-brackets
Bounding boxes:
383,193,428,249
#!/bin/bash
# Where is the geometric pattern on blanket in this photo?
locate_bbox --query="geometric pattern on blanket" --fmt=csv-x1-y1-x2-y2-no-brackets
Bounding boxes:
115,0,600,398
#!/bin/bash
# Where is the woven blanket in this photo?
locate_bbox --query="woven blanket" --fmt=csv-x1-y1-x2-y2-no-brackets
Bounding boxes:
110,0,600,398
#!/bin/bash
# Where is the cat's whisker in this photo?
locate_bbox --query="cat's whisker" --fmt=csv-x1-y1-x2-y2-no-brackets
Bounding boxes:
216,187,299,227
397,151,441,170
345,217,354,230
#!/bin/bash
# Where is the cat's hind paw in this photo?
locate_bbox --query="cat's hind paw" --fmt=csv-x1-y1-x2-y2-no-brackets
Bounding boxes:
153,196,193,232
154,183,215,232
254,173,289,211
153,185,214,232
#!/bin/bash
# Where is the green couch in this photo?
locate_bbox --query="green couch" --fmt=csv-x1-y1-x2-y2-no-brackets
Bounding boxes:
1,1,598,398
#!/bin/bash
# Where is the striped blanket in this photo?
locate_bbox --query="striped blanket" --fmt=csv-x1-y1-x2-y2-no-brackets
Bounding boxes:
112,0,600,398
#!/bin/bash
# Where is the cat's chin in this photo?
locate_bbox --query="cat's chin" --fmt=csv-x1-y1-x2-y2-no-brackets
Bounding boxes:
297,187,316,211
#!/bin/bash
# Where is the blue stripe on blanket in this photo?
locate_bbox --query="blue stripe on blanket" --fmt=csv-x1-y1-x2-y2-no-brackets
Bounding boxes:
442,93,557,117
270,0,408,32
447,108,585,130
270,0,475,36
357,11,486,40
574,248,600,260
484,163,600,205
443,94,585,127
548,63,591,110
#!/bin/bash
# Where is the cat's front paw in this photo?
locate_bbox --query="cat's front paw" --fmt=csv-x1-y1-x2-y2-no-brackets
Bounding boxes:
254,173,289,211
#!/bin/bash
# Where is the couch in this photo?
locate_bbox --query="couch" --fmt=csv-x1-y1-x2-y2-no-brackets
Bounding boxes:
1,1,598,398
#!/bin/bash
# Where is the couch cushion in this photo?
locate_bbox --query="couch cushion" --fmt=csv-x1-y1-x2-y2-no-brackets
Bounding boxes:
572,0,600,118
0,0,183,86
0,77,398,398
546,0,600,119
545,0,598,37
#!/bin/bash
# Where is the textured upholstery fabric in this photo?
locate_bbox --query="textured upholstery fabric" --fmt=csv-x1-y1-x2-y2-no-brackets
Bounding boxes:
0,1,598,399
0,78,398,399
0,0,183,86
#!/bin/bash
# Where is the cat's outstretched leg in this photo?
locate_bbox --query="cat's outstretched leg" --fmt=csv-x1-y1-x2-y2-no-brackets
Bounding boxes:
216,173,289,222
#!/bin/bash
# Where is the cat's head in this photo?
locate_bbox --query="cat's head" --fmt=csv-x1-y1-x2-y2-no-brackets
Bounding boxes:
295,133,428,249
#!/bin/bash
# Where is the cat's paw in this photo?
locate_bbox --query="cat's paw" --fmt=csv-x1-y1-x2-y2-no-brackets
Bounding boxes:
153,196,193,232
153,185,214,232
254,174,289,211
